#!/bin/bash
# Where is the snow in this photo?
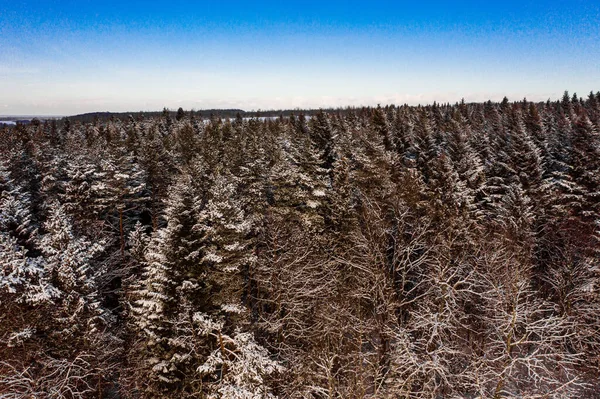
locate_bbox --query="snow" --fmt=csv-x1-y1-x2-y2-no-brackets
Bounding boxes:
221,303,246,314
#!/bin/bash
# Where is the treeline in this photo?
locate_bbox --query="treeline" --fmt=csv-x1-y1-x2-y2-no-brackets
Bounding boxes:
66,106,366,124
1,91,600,398
67,109,243,124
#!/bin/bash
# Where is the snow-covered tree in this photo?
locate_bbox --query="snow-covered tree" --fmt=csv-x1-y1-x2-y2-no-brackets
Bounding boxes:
267,123,329,230
0,161,38,248
132,172,206,395
197,330,284,399
475,263,583,398
0,233,58,307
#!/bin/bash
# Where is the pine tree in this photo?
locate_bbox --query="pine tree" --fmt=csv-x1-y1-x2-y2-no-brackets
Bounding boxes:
91,149,147,257
39,202,105,307
171,121,199,166
267,122,329,230
0,160,38,248
194,170,252,322
133,173,206,396
176,107,186,122
371,105,396,152
412,110,440,183
308,110,336,171
446,113,485,209
348,115,397,208
506,111,545,202
61,154,101,231
425,153,474,225
494,183,536,254
138,123,174,229
569,113,600,222
0,232,58,307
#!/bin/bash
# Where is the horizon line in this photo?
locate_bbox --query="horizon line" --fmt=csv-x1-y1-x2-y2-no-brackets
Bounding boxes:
1,90,597,119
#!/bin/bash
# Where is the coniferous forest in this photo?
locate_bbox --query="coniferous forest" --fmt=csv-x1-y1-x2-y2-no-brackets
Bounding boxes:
2,92,600,398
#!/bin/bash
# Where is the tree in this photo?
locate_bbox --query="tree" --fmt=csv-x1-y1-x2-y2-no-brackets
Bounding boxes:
267,123,329,230
176,107,186,121
197,331,283,398
1,202,114,398
425,153,474,225
3,91,600,397
132,172,206,396
569,113,600,223
0,160,37,248
474,255,583,398
91,150,147,257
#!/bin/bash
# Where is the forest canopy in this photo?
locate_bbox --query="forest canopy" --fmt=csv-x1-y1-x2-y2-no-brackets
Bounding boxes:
1,91,600,398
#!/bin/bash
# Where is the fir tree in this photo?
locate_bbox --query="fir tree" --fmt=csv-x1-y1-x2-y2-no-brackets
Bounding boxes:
133,172,206,395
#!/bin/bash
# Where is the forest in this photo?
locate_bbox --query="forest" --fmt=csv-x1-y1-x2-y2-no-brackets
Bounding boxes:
66,108,349,125
1,91,600,398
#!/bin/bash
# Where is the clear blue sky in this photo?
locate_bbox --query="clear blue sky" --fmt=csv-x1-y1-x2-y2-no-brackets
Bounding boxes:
1,0,599,115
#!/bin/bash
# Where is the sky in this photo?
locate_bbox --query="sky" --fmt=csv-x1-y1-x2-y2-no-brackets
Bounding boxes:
1,0,599,115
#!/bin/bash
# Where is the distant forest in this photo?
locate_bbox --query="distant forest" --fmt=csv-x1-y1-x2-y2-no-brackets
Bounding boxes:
1,91,600,398
65,107,358,124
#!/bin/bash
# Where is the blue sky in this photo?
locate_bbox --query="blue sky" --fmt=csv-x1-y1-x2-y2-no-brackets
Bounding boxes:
1,0,599,115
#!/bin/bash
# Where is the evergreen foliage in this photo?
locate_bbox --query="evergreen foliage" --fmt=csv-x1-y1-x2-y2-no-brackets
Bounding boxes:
1,94,600,397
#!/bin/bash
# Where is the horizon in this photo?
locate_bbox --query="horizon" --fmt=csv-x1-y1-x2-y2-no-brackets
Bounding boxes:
2,87,599,120
0,90,591,119
1,0,599,115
